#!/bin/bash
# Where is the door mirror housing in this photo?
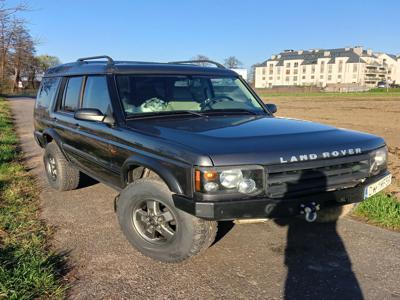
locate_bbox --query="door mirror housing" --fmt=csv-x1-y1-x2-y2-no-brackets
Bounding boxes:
74,108,115,125
265,103,277,114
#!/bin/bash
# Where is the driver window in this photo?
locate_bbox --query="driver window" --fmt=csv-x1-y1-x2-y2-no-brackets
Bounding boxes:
82,76,112,115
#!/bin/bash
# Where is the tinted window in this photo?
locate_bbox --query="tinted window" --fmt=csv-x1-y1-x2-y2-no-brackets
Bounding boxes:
62,77,83,112
82,76,112,115
36,77,60,109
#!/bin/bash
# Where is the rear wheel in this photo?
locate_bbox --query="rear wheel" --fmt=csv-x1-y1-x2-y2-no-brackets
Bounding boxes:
43,142,80,191
117,178,217,263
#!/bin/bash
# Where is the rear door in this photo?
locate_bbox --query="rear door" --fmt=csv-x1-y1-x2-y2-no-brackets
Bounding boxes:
52,76,84,164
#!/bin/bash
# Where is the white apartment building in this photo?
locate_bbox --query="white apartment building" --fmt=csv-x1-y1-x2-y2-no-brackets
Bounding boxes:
255,47,400,88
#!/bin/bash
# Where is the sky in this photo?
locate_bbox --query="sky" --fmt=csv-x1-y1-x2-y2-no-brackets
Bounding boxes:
9,0,400,68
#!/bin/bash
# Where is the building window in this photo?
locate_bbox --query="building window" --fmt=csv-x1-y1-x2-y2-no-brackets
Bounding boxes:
352,74,357,79
269,76,273,80
320,75,324,79
286,62,290,68
320,61,325,73
338,75,342,79
269,64,274,68
311,65,316,74
286,69,290,75
328,64,332,73
277,77,281,80
294,69,298,75
311,75,315,79
353,64,358,72
262,68,266,75
294,62,299,68
302,66,306,73
277,67,281,73
269,69,273,75
294,76,298,81
328,75,332,80
302,75,306,79
285,77,289,82
262,77,266,80
338,61,343,72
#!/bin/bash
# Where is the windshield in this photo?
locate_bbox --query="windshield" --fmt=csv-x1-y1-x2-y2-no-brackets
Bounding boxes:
115,75,265,117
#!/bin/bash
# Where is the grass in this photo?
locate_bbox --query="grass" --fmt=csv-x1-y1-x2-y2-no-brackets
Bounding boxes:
0,98,67,299
353,193,400,231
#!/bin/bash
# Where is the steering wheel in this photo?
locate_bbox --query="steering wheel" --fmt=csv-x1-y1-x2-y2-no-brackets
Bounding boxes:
201,96,235,110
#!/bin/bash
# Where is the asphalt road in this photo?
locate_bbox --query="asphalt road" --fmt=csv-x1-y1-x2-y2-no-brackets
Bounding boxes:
8,97,400,300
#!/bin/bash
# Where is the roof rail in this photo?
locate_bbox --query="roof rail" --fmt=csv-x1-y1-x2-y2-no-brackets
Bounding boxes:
77,55,114,65
169,60,225,69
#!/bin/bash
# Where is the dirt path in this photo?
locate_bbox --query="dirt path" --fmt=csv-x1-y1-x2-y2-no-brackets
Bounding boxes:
9,97,400,300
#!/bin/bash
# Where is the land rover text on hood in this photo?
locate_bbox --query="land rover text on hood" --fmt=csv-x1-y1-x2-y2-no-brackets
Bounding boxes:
33,56,391,262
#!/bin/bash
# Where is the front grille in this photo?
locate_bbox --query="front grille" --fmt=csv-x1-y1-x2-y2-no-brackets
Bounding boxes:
266,155,370,198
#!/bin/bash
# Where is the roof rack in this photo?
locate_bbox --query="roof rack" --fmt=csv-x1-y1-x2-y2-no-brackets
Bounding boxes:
77,55,114,65
169,60,226,69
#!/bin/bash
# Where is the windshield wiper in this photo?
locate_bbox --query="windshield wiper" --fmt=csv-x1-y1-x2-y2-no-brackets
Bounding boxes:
175,110,208,118
126,110,208,120
203,108,262,115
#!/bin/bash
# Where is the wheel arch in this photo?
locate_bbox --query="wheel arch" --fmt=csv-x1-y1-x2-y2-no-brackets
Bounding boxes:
121,155,190,196
42,128,70,160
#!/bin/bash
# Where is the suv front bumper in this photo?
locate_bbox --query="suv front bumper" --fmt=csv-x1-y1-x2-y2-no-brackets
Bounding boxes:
173,171,391,221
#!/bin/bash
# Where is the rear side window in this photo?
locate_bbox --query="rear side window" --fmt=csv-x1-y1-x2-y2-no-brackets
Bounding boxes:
61,77,83,112
36,77,60,109
82,76,112,115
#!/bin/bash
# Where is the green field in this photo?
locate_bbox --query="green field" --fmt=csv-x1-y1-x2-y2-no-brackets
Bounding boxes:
0,99,66,299
353,193,400,231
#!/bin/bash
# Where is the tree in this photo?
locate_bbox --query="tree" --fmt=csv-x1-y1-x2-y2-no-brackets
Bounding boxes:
0,1,30,92
11,22,35,91
36,54,61,72
224,56,242,69
191,54,211,66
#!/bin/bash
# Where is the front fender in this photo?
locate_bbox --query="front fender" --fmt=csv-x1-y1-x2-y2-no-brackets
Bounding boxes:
121,154,193,197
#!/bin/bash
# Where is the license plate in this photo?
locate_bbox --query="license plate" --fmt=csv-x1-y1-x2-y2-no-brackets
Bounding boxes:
364,174,392,199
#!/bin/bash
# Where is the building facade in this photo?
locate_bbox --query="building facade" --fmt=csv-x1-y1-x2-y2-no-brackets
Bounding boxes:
255,47,400,88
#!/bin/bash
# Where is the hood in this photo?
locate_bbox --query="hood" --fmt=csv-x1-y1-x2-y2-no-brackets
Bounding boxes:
127,115,385,166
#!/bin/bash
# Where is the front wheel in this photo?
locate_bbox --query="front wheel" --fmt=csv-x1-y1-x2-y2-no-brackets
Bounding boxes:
117,179,217,263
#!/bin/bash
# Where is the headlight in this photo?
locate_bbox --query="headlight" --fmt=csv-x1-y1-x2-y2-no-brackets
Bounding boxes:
369,147,388,175
195,166,264,195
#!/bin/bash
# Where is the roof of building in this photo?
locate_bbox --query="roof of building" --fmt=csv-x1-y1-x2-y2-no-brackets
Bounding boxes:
263,47,378,66
45,57,236,78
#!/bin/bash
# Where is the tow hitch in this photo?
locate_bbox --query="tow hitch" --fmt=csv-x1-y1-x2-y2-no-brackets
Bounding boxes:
300,202,320,222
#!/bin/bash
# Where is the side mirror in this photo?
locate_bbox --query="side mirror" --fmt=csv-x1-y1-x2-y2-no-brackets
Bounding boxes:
265,103,277,114
74,108,105,122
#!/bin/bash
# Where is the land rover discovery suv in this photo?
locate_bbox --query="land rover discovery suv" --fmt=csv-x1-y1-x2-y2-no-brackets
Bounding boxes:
34,56,391,262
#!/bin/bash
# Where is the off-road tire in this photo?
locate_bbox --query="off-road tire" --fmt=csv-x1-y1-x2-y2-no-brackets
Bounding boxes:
117,178,218,263
43,142,80,191
316,203,356,223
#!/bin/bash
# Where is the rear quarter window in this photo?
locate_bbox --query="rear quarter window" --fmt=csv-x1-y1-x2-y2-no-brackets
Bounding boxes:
35,77,61,109
61,76,84,113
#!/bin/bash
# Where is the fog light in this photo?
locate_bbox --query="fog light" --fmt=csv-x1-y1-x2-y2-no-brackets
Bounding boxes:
237,178,256,194
204,182,219,192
